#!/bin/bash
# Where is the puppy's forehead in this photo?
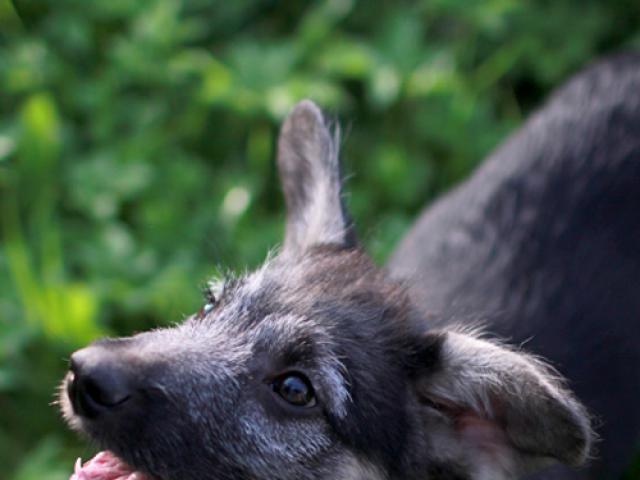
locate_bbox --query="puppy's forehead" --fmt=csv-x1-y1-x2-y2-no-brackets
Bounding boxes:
204,260,337,342
216,248,371,310
202,247,396,357
255,313,328,344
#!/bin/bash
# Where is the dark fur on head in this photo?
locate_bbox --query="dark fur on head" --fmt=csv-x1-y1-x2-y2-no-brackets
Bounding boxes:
60,98,593,480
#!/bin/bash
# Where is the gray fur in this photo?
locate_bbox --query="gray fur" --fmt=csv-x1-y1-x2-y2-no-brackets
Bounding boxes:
59,61,610,479
277,100,355,253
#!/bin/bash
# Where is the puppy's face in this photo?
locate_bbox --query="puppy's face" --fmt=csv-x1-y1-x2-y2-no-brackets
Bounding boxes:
61,246,417,480
60,101,592,480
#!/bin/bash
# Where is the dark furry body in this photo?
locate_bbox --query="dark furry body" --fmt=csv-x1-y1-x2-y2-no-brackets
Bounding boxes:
389,52,640,478
60,53,639,480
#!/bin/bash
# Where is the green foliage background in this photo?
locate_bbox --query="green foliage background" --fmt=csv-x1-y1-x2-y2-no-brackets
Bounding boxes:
0,0,639,478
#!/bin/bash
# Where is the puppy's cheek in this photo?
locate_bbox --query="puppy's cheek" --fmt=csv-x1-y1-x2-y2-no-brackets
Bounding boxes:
332,454,386,480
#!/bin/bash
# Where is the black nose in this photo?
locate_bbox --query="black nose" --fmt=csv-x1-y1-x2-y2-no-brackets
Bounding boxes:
68,345,133,419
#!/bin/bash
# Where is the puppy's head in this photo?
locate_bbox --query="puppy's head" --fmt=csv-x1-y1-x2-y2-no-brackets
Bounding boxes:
60,101,592,480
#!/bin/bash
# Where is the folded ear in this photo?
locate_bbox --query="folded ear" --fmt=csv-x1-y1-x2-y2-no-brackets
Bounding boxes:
410,331,593,478
277,100,355,254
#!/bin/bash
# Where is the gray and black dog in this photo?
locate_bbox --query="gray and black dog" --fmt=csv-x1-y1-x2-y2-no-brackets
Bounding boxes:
60,52,640,480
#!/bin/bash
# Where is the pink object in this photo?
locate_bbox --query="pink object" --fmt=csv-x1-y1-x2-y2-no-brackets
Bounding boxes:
70,451,150,480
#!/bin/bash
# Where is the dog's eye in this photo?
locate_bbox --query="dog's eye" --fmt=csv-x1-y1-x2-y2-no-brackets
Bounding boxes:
272,373,316,407
195,302,214,320
196,286,220,320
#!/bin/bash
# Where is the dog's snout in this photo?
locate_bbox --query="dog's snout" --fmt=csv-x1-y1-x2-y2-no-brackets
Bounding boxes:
68,346,133,419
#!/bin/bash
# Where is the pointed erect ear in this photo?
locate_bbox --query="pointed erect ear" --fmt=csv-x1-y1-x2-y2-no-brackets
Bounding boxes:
410,331,593,477
277,100,355,254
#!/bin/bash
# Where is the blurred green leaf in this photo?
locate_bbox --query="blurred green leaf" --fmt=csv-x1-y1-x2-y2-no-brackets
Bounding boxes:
11,437,69,480
19,92,60,168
